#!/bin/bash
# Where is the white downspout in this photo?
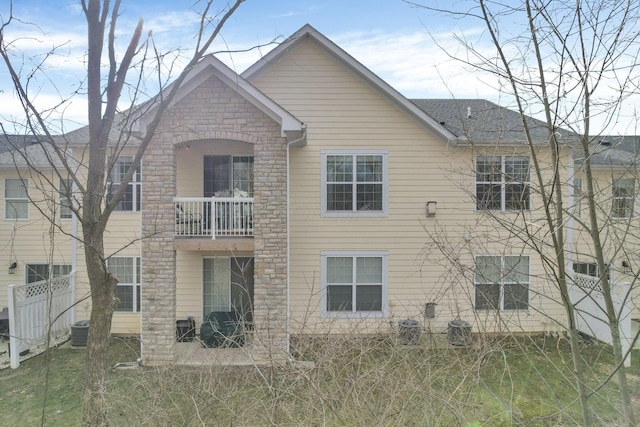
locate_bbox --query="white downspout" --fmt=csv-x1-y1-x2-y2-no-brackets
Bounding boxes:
566,149,575,278
71,180,78,326
285,125,306,359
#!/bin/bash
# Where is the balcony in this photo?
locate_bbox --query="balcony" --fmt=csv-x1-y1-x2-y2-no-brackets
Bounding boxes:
174,197,254,239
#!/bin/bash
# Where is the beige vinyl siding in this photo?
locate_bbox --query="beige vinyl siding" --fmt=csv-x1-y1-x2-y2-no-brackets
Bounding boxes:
0,153,145,334
176,251,204,326
252,37,567,334
571,167,640,321
0,170,74,310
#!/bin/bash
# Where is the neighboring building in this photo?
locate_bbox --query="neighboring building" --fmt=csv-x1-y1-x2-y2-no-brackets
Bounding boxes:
1,24,628,365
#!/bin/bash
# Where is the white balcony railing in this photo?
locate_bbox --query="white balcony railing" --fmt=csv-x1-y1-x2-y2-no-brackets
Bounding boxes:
174,197,254,238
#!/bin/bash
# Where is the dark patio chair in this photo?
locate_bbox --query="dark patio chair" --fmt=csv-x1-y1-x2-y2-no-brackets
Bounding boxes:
175,203,201,235
200,311,245,348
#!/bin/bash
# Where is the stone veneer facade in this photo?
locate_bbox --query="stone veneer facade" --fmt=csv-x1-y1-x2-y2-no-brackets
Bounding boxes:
141,75,289,365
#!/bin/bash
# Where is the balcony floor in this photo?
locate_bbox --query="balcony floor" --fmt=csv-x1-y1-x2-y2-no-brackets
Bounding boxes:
173,236,254,252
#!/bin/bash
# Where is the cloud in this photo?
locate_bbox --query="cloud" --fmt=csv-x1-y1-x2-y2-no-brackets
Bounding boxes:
332,29,498,100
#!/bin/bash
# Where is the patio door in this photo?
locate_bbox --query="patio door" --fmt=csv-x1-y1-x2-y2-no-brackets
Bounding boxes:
203,155,254,198
203,257,254,321
204,156,254,232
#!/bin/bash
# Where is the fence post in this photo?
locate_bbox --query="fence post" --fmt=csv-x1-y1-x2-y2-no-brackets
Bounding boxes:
70,271,76,326
8,284,19,369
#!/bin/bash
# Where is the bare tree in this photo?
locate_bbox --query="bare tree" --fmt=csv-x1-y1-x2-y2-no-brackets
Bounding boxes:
0,0,248,424
407,0,640,425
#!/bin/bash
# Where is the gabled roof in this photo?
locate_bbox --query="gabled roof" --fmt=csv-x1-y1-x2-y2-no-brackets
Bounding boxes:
242,24,459,145
411,99,579,146
137,55,305,144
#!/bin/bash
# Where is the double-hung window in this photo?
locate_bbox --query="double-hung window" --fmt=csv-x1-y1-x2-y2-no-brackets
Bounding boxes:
476,156,530,211
5,178,28,220
26,264,72,283
573,178,583,219
474,255,529,310
321,150,388,216
108,156,141,212
108,257,141,312
59,178,73,220
612,178,634,218
321,251,388,317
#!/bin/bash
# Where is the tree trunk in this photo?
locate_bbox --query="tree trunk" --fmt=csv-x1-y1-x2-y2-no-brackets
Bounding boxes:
81,228,118,426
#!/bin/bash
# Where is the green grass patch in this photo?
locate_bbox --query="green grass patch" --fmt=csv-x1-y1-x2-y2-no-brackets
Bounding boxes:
0,334,637,426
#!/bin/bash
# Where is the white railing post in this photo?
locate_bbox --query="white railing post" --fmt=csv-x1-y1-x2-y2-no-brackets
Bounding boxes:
174,196,253,239
8,284,19,369
212,197,217,240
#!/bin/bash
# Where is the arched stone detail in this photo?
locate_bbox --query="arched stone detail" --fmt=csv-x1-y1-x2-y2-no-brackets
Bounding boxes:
171,131,260,146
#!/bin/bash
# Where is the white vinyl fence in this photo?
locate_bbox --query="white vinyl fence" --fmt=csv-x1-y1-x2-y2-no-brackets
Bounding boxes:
569,272,632,366
7,271,75,369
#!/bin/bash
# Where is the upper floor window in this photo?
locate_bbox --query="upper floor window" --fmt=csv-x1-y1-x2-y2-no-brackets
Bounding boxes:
59,178,73,220
108,256,141,312
474,255,529,310
108,156,141,212
321,150,388,217
573,178,583,219
476,156,530,211
26,263,72,284
321,251,388,317
612,178,634,218
5,178,28,220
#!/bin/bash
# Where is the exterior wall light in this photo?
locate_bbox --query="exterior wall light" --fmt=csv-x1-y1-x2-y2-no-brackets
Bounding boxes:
9,262,17,274
425,201,437,217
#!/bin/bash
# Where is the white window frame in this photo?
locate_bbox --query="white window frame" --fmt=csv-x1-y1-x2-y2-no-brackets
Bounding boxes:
573,178,582,219
321,150,388,217
475,155,530,211
108,256,141,313
25,263,72,284
474,255,530,311
321,250,388,318
573,261,611,280
108,156,142,212
612,177,635,219
5,178,29,220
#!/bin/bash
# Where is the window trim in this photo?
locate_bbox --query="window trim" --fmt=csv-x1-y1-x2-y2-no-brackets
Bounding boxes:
108,256,141,313
25,263,72,284
612,177,635,219
5,178,29,220
475,155,531,212
108,156,142,212
573,178,582,219
320,250,389,318
59,178,73,220
474,255,530,311
321,150,389,217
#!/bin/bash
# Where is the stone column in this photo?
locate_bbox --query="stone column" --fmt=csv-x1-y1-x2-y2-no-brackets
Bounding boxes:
140,138,177,365
252,134,289,364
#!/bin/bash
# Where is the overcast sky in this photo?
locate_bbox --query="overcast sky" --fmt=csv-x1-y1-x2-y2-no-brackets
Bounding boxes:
0,0,638,135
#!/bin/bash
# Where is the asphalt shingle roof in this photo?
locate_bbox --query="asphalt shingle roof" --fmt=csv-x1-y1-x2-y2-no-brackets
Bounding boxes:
411,98,578,145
